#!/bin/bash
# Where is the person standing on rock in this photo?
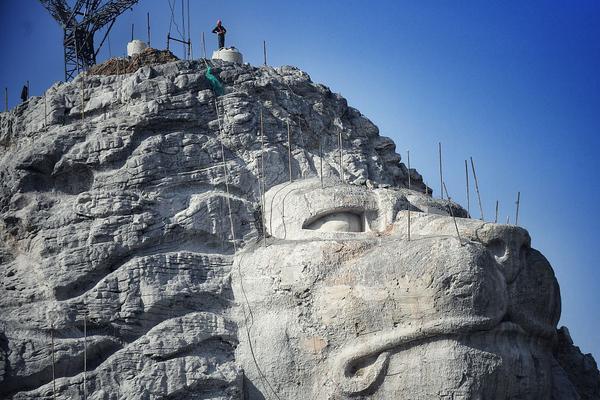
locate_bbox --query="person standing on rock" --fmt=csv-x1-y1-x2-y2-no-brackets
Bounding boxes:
212,20,227,49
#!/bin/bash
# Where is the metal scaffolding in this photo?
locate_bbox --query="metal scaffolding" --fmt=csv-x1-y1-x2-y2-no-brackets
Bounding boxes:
39,0,140,81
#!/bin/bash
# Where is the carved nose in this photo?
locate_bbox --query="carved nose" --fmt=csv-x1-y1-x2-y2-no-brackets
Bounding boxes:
479,224,531,283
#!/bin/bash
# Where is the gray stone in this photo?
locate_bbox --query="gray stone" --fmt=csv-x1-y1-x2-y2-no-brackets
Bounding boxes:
0,58,597,399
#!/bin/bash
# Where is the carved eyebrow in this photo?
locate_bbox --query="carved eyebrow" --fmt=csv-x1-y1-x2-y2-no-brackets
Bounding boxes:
303,211,365,233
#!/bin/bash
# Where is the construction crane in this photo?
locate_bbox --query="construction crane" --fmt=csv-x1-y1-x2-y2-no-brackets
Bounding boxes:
39,0,140,81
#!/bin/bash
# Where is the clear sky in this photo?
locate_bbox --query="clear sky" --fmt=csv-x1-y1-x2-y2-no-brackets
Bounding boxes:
1,0,599,360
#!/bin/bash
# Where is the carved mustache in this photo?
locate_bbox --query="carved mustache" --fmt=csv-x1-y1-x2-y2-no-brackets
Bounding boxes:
333,314,506,396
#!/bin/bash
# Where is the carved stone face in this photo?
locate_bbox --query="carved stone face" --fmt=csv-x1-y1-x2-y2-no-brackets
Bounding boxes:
233,179,561,399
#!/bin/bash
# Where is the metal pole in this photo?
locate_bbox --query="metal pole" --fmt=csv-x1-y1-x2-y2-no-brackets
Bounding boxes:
260,109,267,247
83,310,87,400
263,40,267,66
443,182,463,245
506,215,510,224
108,33,112,58
515,191,521,225
131,23,134,41
181,0,186,58
438,142,443,199
338,128,344,183
319,137,324,188
4,87,7,112
470,157,484,220
187,0,191,59
147,12,151,46
202,32,206,59
465,159,470,216
80,75,85,120
44,93,48,128
51,324,56,400
407,150,411,241
494,200,499,223
287,120,293,182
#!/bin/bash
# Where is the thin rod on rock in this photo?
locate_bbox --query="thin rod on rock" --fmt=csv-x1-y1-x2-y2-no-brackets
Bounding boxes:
80,75,85,120
438,142,443,199
83,309,87,400
263,40,267,66
214,99,237,252
287,120,292,182
187,0,191,59
4,87,7,112
470,157,484,220
260,109,267,246
51,324,56,400
338,127,344,183
443,182,463,245
515,191,521,225
465,159,470,216
131,23,134,41
44,94,48,129
407,150,411,241
202,32,206,59
506,215,510,224
181,0,186,58
147,12,151,46
319,136,324,188
495,200,499,223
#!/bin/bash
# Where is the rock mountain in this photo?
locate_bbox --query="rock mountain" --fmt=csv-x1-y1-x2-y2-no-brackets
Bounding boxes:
0,54,598,399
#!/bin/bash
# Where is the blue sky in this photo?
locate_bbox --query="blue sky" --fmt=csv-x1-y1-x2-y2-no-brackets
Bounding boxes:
1,1,599,360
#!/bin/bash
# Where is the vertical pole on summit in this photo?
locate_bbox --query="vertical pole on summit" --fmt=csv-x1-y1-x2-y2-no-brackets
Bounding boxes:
515,191,521,226
147,12,151,46
338,128,344,183
202,32,206,59
494,200,499,223
187,0,191,59
263,41,267,66
131,23,134,41
443,182,463,245
407,150,411,241
470,157,484,221
4,87,7,112
287,120,292,182
465,160,470,216
438,142,443,199
319,137,324,188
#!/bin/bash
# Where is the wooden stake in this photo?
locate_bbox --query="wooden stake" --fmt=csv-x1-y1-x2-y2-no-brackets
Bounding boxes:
407,150,411,241
443,182,463,245
515,191,521,226
263,40,267,66
287,120,292,182
494,200,499,223
438,142,443,199
470,157,484,220
465,159,470,216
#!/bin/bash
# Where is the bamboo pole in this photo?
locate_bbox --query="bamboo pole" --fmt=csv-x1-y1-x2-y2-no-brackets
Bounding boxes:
443,182,462,245
438,142,443,199
287,120,292,182
515,191,521,225
465,160,470,216
470,157,484,220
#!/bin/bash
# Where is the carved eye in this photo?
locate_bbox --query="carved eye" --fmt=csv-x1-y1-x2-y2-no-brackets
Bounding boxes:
304,212,364,232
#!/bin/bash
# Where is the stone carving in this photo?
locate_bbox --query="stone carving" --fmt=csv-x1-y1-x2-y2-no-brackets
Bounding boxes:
0,58,597,399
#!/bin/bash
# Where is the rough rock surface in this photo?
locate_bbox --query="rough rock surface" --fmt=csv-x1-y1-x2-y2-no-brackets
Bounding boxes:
0,57,597,399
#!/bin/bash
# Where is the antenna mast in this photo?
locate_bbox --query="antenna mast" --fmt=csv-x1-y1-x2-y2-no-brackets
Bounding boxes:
39,0,140,81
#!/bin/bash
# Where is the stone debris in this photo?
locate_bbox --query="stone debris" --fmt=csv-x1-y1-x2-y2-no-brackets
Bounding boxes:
0,57,597,399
